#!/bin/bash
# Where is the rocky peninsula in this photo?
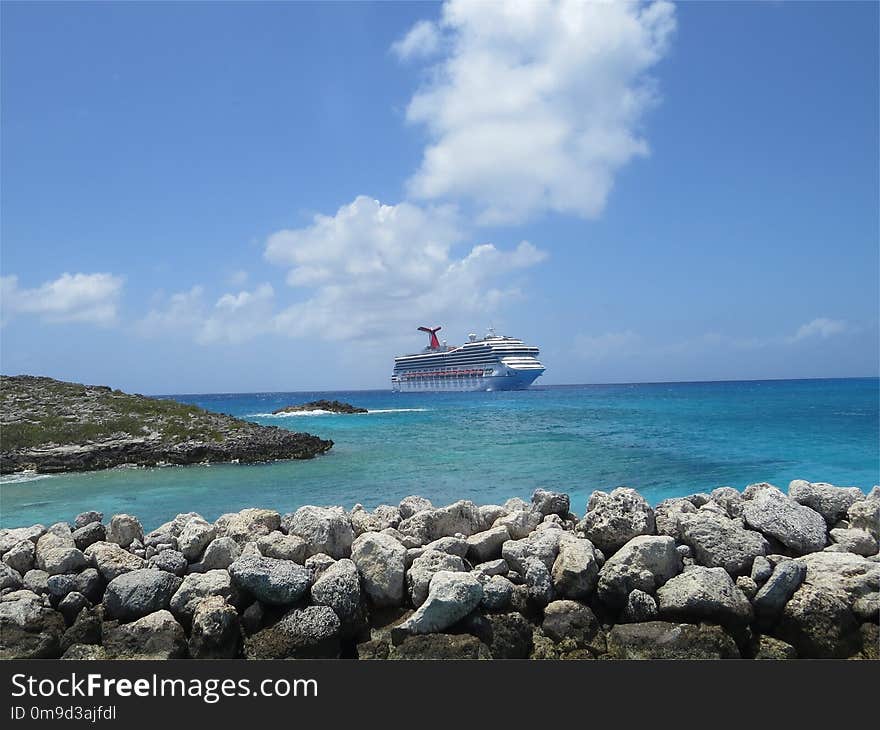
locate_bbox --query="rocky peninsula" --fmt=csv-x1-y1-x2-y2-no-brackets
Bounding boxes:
272,400,368,415
0,375,333,474
1,480,877,660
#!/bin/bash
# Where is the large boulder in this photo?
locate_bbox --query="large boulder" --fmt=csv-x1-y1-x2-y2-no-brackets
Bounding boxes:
310,558,362,628
256,531,307,562
531,489,571,517
72,522,105,551
397,500,485,544
542,600,605,654
466,526,510,564
282,506,353,559
351,532,407,607
674,512,769,576
228,554,311,606
102,610,186,659
148,549,188,576
170,570,239,621
0,562,22,591
244,605,341,659
73,511,103,530
393,571,483,638
656,566,753,626
788,480,865,525
177,517,216,561
2,539,35,575
752,560,806,617
606,621,740,659
84,542,147,581
34,527,88,576
106,514,144,549
193,537,241,571
551,535,600,599
742,485,827,554
103,569,182,621
398,496,433,521
847,490,880,540
350,504,401,536
407,550,467,607
214,508,281,546
0,590,66,659
188,596,240,659
596,535,682,609
0,525,45,555
577,487,655,555
493,510,542,540
829,528,878,557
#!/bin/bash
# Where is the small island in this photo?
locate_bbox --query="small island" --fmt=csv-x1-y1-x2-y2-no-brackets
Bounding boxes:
0,375,333,474
272,399,368,415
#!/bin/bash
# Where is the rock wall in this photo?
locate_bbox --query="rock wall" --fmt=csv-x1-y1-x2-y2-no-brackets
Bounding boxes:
1,481,877,660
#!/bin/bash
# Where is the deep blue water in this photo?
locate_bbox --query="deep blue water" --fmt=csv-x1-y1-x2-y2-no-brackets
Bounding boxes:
1,379,877,530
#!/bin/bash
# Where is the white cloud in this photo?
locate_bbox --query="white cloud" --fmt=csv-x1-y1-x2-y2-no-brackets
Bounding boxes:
787,317,850,343
267,195,546,342
392,19,442,61
396,0,677,224
0,272,123,326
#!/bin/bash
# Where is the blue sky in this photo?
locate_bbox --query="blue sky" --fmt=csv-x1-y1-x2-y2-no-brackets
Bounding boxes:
1,0,877,393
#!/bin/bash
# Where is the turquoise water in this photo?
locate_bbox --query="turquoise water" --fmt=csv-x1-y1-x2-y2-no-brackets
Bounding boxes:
1,378,877,530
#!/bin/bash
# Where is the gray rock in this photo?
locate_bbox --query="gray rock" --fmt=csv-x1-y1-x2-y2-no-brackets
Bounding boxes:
852,592,879,622
397,500,485,544
607,621,740,659
829,527,878,556
0,589,66,659
754,635,797,659
736,575,758,600
542,600,605,654
177,517,215,561
480,575,514,612
34,528,88,576
304,553,336,579
577,487,656,555
466,526,510,563
22,569,50,596
194,537,241,571
60,606,102,652
654,498,698,537
282,506,353,559
350,504,401,536
0,562,22,591
398,495,433,520
351,532,407,607
73,511,103,530
675,511,769,576
169,570,239,621
657,566,752,625
148,549,188,576
551,535,600,599
214,508,281,546
2,540,35,575
596,535,682,609
502,529,563,574
46,573,76,602
751,555,773,583
57,592,89,625
424,536,470,558
228,554,311,606
393,571,483,638
188,596,240,659
104,569,182,620
73,569,103,604
106,514,144,548
753,560,807,617
310,558,362,625
257,531,307,562
788,480,865,524
709,487,744,518
493,510,542,540
622,589,658,623
245,605,341,659
103,609,186,659
531,489,570,517
71,522,105,551
84,541,147,581
472,559,509,579
742,486,827,554
479,504,507,527
407,550,467,607
847,493,880,540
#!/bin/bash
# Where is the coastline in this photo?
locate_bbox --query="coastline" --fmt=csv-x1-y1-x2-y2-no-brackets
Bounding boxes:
1,481,877,660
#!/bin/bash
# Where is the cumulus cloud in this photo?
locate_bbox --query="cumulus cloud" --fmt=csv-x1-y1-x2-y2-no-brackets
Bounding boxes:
267,196,546,341
396,0,677,224
138,284,276,345
0,272,123,326
787,317,850,343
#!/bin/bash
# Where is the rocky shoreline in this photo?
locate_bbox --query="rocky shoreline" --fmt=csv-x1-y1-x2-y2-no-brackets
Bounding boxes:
0,480,877,660
272,400,368,415
0,375,333,474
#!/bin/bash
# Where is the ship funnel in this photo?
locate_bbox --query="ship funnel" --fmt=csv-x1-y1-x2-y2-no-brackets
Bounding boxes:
417,325,442,349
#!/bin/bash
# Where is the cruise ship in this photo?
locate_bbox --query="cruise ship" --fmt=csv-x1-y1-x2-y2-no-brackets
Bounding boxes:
391,326,545,392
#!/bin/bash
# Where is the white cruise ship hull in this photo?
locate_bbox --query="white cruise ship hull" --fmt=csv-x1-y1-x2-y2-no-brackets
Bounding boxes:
392,368,543,393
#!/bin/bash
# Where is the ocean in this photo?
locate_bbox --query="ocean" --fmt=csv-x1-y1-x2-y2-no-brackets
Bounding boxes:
1,378,877,530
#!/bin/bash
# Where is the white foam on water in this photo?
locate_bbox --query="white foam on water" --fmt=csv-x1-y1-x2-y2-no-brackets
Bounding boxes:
0,472,55,485
247,408,429,417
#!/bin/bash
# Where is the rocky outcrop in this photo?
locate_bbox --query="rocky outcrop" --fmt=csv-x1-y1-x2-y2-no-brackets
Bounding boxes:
272,400,367,415
0,375,332,475
0,481,875,659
